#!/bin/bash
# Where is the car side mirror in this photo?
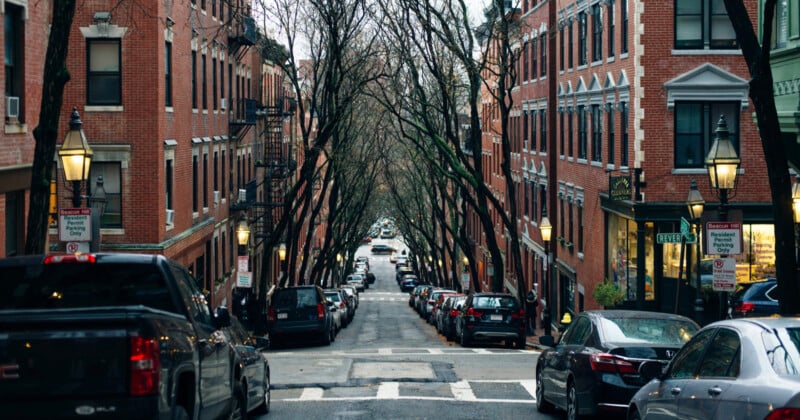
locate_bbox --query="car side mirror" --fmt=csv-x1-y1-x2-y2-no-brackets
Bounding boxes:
255,335,271,351
214,306,231,328
638,360,666,381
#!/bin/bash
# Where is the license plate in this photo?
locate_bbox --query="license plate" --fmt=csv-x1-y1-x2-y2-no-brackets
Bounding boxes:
277,313,288,319
490,314,502,321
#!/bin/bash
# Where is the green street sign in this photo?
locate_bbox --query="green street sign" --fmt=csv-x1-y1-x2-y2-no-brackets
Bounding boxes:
657,232,696,244
680,217,691,237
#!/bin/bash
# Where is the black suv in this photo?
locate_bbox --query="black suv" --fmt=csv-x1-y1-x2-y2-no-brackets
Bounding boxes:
267,285,336,346
456,293,526,348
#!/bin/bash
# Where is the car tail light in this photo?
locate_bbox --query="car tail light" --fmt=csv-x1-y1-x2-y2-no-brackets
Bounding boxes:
734,302,755,313
339,301,345,309
44,254,97,264
590,353,637,374
467,308,483,318
317,303,325,320
765,408,800,420
130,335,160,396
267,307,276,322
450,309,459,317
511,309,525,319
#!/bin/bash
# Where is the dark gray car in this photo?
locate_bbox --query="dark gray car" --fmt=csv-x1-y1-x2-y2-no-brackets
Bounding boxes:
629,317,800,420
267,285,336,346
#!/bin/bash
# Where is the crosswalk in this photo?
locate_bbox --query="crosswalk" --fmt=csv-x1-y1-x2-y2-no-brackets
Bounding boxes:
268,347,538,357
273,379,538,404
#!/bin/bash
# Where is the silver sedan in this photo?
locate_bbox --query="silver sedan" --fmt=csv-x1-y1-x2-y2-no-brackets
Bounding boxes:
628,317,800,420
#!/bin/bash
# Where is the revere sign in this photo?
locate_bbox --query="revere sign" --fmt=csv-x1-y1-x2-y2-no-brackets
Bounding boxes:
59,208,92,242
706,222,742,255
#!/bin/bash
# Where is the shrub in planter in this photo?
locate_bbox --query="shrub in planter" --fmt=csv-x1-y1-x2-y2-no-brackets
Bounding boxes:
593,280,624,308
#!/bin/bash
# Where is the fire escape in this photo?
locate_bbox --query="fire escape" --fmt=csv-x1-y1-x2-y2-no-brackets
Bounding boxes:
229,10,258,142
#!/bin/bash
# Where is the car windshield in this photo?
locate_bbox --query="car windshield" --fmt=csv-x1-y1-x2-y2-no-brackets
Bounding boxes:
325,292,341,302
597,316,697,345
473,296,518,309
274,288,318,308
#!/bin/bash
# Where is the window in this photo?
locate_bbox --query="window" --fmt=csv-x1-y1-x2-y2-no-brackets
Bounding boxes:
559,111,565,155
559,27,565,71
539,109,547,152
578,105,587,159
608,0,615,57
568,200,574,243
592,4,603,62
621,0,628,53
212,57,217,110
220,59,225,107
560,197,565,237
88,162,122,228
523,112,529,150
578,12,587,66
192,51,198,109
592,104,602,162
578,205,584,252
5,4,24,122
669,329,715,379
192,155,199,212
568,109,574,157
608,105,615,164
87,39,121,105
202,53,207,109
698,328,740,378
771,0,790,50
620,102,629,166
531,183,537,221
530,110,537,151
568,20,574,68
165,42,172,107
540,33,547,76
213,151,219,192
221,149,226,198
674,102,738,168
203,152,208,208
675,0,736,49
539,186,547,222
166,158,173,210
523,41,529,81
524,180,529,216
531,37,538,80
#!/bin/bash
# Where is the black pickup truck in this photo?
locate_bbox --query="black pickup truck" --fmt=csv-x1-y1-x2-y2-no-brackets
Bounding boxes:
0,253,240,419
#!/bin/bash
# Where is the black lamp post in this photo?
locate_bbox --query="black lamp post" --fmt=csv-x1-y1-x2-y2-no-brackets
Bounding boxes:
278,243,287,285
58,108,93,207
705,115,740,221
539,216,552,338
88,176,107,252
687,178,705,325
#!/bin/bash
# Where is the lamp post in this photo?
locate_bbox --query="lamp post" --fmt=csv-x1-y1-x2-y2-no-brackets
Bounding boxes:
278,243,287,285
705,115,740,221
539,216,553,338
687,178,705,325
705,115,740,320
336,253,343,287
58,108,94,208
236,217,250,254
88,176,107,252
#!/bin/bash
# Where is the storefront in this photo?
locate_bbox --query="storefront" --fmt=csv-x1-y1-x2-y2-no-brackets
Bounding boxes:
601,194,775,321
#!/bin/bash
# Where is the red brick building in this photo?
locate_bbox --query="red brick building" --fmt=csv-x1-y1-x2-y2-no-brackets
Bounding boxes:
480,0,775,328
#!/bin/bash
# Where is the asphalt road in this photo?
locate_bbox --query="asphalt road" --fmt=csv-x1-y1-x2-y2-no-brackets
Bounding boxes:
260,238,562,419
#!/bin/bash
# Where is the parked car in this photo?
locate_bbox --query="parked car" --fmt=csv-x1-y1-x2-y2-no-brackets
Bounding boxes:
389,252,398,263
400,275,420,292
324,288,349,329
416,285,436,317
371,244,395,254
396,266,415,284
409,284,426,307
629,317,800,420
436,295,466,339
346,273,366,292
426,290,458,324
364,272,376,285
340,285,359,311
0,253,239,419
535,310,699,419
728,277,779,318
221,314,271,417
267,285,336,346
455,292,527,349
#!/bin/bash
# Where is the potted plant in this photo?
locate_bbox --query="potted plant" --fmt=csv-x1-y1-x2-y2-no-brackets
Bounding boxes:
593,279,624,308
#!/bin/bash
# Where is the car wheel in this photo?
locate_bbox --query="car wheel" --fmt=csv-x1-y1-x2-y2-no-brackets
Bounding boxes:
567,380,579,420
628,406,641,420
536,368,555,414
253,367,271,415
515,336,526,349
229,382,247,420
320,326,332,346
460,330,471,347
170,405,190,420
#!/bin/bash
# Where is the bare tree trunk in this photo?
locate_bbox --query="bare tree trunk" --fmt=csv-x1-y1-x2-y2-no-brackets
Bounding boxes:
25,0,77,255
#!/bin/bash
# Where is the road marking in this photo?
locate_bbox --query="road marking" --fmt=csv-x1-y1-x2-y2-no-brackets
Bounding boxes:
298,387,324,401
376,381,399,399
268,348,539,357
450,380,477,401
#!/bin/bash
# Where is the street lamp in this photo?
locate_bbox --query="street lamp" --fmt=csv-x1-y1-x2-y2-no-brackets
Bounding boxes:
236,217,250,252
278,243,287,285
687,178,705,324
705,115,740,221
793,175,800,265
539,216,552,338
88,176,107,252
59,108,93,207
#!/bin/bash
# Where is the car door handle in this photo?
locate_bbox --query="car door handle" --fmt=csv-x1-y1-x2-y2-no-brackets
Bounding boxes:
708,386,723,396
670,387,682,396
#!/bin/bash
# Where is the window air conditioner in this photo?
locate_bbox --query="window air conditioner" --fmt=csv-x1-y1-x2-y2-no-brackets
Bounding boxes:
166,209,175,225
238,189,247,203
6,96,19,119
213,190,220,205
220,98,227,110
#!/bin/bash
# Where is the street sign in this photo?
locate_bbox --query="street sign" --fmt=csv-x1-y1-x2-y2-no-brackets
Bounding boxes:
236,271,252,288
238,256,249,272
656,232,696,244
706,222,742,255
59,208,92,242
680,217,691,237
712,257,736,292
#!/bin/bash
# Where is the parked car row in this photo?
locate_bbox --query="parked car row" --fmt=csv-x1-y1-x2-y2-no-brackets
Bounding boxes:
533,308,800,420
407,284,527,349
267,283,361,347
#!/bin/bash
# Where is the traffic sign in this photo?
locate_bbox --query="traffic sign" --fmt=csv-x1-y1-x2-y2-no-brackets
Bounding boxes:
656,232,696,244
712,257,736,292
706,222,742,255
59,208,92,242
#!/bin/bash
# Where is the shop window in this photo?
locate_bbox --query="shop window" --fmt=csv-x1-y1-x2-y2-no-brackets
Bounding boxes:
608,216,654,301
